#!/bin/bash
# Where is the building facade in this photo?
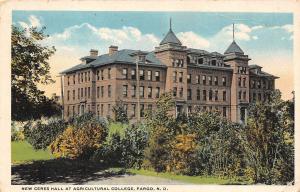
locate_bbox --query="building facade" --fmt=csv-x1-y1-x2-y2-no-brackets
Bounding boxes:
61,25,278,124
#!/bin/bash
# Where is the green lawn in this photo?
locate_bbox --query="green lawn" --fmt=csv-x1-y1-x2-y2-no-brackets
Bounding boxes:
129,169,251,185
11,141,54,164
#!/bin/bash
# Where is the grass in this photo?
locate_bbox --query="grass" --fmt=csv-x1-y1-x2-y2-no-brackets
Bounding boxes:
11,141,54,164
129,169,251,185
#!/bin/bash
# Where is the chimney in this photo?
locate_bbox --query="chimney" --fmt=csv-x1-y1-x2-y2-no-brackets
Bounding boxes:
90,49,98,57
109,45,118,56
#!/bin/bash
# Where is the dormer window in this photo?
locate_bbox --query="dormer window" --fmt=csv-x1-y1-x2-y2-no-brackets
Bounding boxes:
198,58,203,64
139,55,145,63
211,60,216,66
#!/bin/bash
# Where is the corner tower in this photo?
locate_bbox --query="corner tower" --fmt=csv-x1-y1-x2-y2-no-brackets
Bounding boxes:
155,19,188,116
224,24,250,123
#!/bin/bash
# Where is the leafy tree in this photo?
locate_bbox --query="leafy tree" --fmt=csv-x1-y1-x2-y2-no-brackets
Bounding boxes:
112,100,129,123
50,114,108,159
242,90,294,184
11,25,58,121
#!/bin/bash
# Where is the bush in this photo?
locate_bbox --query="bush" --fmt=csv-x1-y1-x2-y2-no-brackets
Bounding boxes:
50,114,108,159
11,122,25,141
91,123,148,168
23,118,66,150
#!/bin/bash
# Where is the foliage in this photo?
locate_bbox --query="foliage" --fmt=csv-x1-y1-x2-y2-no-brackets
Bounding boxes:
112,100,129,124
11,25,59,121
11,122,25,141
242,90,294,184
23,118,66,150
92,123,148,169
50,114,108,159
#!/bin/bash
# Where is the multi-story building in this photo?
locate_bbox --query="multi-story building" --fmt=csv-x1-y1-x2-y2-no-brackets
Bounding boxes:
60,24,278,124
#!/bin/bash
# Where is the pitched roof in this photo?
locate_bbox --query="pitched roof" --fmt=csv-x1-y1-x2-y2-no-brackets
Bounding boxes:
224,41,244,54
61,49,165,74
159,29,182,45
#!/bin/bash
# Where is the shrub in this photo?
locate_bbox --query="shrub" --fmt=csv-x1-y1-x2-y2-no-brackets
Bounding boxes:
50,114,108,159
23,118,66,150
11,122,25,141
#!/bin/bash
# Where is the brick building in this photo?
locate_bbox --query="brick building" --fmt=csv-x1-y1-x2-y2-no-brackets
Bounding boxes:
60,24,278,124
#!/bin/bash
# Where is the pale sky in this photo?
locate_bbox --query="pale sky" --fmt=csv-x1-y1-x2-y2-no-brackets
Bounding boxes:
13,11,294,100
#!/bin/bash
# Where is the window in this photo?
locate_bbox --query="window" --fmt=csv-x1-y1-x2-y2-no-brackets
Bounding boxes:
155,71,160,81
188,106,192,114
67,76,70,85
257,81,261,89
243,91,246,100
101,70,104,80
107,104,111,117
214,77,218,86
253,92,256,101
187,74,191,83
101,86,104,97
223,107,226,117
67,90,70,101
140,86,144,98
88,105,90,112
198,58,203,64
97,104,100,117
211,60,216,66
73,75,75,84
208,76,212,85
85,72,87,82
215,90,218,101
139,70,145,80
81,73,83,82
196,75,200,84
155,87,160,98
197,89,200,100
81,88,83,97
67,105,69,117
131,85,136,98
203,90,207,101
251,80,255,88
72,106,75,116
238,77,241,87
202,75,206,85
108,68,111,79
209,90,213,101
108,85,111,97
97,70,100,80
123,85,128,97
223,91,226,101
78,88,80,99
239,91,242,100
124,104,128,115
258,93,261,101
132,104,136,117
78,73,80,83
88,87,90,98
243,78,246,87
187,89,192,100
131,69,136,80
147,71,152,81
73,90,75,100
222,77,226,86
88,71,90,81
148,87,152,98
85,87,87,97
179,72,183,83
140,104,145,117
101,104,104,116
173,87,177,97
179,87,183,98
122,68,128,79
97,87,100,98
173,71,177,82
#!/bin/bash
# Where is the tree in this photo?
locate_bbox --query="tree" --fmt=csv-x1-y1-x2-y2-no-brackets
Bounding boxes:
112,100,129,123
11,25,58,121
242,90,294,184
